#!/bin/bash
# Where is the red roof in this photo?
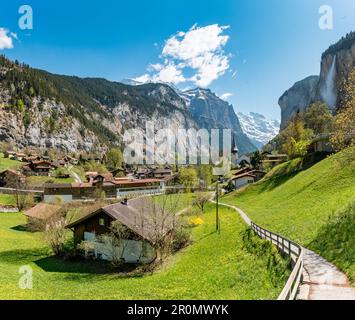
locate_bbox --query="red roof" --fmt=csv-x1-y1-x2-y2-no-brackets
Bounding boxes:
112,178,162,186
231,172,256,180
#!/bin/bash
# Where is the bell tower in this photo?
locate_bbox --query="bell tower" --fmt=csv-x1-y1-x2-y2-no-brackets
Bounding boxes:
231,135,239,168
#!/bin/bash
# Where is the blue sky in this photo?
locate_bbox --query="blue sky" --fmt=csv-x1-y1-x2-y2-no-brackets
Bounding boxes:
0,0,354,119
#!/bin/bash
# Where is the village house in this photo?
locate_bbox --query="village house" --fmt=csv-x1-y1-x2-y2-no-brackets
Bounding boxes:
261,154,288,167
151,168,173,179
136,168,152,179
22,155,41,163
308,133,334,153
14,152,26,161
231,172,257,189
66,198,175,264
0,169,26,188
4,151,16,159
230,168,266,190
24,160,58,176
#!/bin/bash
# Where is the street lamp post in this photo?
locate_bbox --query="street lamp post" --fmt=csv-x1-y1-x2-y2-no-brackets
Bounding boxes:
215,176,222,233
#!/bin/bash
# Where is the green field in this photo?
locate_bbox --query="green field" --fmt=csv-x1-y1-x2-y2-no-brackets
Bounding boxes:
154,192,209,214
0,153,22,172
0,203,286,300
222,149,355,282
26,176,75,186
0,194,17,206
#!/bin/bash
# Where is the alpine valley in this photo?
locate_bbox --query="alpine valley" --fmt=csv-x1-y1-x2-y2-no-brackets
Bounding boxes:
0,55,263,155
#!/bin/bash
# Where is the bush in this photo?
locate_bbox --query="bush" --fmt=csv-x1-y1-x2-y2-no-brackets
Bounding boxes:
170,225,192,252
310,202,355,283
241,228,291,287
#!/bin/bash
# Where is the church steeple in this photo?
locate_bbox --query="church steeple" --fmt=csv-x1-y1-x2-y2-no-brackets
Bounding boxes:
231,135,239,167
231,135,238,154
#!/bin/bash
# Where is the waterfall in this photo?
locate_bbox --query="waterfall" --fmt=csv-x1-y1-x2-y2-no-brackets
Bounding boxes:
321,55,337,107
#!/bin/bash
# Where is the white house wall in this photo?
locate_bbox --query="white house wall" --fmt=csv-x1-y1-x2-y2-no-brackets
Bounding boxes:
83,238,156,264
234,177,255,189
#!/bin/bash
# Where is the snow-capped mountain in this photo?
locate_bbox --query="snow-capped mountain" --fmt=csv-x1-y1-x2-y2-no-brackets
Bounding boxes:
180,88,257,154
237,112,280,148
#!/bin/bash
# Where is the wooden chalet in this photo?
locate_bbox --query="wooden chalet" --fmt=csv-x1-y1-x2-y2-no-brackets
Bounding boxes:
0,169,26,188
262,154,288,167
25,160,58,176
66,197,175,263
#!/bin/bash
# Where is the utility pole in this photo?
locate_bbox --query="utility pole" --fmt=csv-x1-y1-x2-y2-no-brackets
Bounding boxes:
216,179,220,233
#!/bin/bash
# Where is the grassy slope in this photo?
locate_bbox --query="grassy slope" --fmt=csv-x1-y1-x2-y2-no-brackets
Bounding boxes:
0,204,284,300
153,193,208,214
0,195,17,206
0,153,21,172
223,150,355,281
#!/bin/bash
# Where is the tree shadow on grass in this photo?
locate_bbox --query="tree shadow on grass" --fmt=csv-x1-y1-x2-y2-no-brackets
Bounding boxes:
256,172,299,193
34,256,140,277
10,224,31,232
0,248,49,264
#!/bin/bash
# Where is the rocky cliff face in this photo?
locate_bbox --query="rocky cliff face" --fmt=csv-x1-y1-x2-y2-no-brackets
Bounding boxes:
317,40,355,107
278,76,319,129
180,88,257,154
0,57,197,153
279,32,355,128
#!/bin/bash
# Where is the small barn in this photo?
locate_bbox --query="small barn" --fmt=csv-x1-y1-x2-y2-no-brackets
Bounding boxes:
24,203,62,230
0,169,26,188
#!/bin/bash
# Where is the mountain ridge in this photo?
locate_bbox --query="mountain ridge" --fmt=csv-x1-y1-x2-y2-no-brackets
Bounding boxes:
0,56,257,154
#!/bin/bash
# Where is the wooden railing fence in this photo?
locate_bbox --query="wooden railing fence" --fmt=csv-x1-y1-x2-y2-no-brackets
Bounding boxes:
251,222,304,300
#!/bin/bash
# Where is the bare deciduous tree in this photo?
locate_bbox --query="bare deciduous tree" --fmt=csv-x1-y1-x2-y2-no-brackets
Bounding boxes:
43,213,67,256
193,193,211,213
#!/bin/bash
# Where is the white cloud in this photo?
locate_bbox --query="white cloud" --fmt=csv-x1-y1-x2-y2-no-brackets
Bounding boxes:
134,24,231,87
134,62,185,85
220,93,233,101
133,74,151,83
0,28,15,50
154,62,185,84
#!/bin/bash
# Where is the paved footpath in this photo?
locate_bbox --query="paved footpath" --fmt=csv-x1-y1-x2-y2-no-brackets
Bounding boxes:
299,249,355,300
215,201,355,300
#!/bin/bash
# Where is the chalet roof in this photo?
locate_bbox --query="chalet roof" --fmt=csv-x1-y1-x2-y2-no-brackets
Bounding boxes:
232,167,252,176
111,178,162,185
85,171,99,177
44,183,73,189
0,169,23,176
137,168,151,174
265,154,288,159
24,203,61,220
71,183,93,188
311,133,331,143
231,172,256,180
31,160,53,166
66,198,175,243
